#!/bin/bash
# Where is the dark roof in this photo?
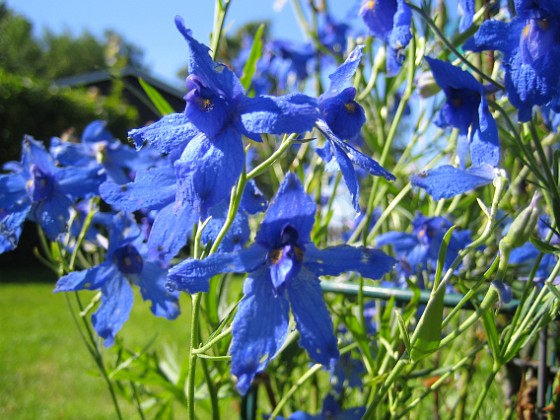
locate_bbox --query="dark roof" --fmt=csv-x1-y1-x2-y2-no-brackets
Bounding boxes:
54,66,186,122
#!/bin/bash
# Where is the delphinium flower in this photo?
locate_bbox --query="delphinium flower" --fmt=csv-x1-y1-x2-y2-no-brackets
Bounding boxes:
267,39,316,90
100,160,264,264
318,13,350,58
411,57,500,199
50,120,142,184
0,136,104,254
359,0,412,75
315,45,396,212
167,173,396,394
129,16,319,218
54,212,180,347
464,0,560,121
376,212,472,285
459,0,475,32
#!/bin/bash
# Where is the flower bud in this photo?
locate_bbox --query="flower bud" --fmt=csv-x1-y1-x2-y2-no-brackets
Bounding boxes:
416,71,440,98
500,192,541,253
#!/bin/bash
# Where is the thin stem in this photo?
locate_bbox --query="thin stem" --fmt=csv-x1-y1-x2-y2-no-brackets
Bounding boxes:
186,293,202,420
247,134,298,180
467,363,500,420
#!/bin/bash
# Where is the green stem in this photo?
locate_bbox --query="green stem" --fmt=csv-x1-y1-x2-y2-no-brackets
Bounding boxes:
269,343,358,418
467,363,500,420
186,293,202,420
193,325,232,355
247,134,298,180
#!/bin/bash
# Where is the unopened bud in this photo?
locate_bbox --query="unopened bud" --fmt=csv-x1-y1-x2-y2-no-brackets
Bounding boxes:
500,192,541,253
416,71,440,98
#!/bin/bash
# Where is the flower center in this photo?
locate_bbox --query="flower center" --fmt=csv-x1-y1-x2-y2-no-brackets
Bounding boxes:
184,74,231,138
25,164,54,202
115,244,144,275
267,224,305,290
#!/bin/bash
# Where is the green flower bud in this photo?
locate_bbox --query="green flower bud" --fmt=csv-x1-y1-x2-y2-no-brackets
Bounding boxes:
416,71,440,98
500,193,541,254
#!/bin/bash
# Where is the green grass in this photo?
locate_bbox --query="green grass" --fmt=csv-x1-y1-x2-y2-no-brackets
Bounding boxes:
0,267,191,419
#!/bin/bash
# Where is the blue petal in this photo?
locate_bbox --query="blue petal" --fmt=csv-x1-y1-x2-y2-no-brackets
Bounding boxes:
147,202,197,263
21,136,56,176
459,0,475,32
82,120,115,143
304,244,396,279
317,119,396,181
167,245,267,293
411,164,497,200
128,113,198,157
175,16,244,100
100,166,176,211
50,138,96,167
56,166,105,198
32,191,73,240
240,180,268,214
201,202,250,252
464,19,520,54
136,261,181,319
471,98,500,167
174,129,244,217
237,93,319,139
54,262,118,292
425,56,482,97
376,231,419,253
92,275,134,347
329,138,361,213
0,203,31,254
360,0,397,40
230,269,290,395
287,268,339,367
255,173,316,247
327,45,365,95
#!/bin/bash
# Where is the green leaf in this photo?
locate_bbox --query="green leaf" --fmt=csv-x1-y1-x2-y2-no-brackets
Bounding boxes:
396,311,411,354
481,302,500,361
531,237,560,255
138,77,175,116
239,25,265,92
409,226,455,362
410,282,446,362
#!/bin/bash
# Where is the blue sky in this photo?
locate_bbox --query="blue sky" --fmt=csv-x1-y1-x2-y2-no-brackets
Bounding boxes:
7,0,356,88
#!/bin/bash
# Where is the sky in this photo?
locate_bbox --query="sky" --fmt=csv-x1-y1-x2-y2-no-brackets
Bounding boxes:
7,0,356,89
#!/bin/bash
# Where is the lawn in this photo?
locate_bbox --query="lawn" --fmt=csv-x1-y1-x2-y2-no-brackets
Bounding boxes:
0,266,191,419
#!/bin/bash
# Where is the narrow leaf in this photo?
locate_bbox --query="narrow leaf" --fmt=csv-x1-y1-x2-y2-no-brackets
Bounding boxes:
410,226,455,362
139,77,175,116
239,25,265,92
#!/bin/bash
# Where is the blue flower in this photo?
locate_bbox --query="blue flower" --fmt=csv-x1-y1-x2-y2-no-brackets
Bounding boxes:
359,0,412,75
50,120,141,184
376,213,472,280
54,212,180,347
129,17,319,217
316,46,395,212
167,173,396,394
465,0,560,121
0,136,104,253
411,57,501,199
276,394,365,420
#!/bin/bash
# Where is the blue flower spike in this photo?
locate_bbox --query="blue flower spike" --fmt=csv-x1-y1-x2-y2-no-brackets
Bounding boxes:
129,17,319,217
167,173,396,394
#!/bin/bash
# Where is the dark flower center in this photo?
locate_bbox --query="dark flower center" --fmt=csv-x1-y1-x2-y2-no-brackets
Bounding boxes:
184,75,231,138
267,224,305,290
114,244,144,275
